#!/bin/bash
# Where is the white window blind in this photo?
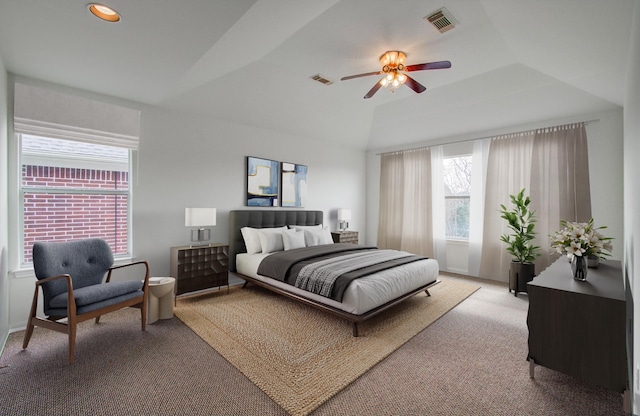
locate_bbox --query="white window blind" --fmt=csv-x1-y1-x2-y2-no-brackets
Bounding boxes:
13,83,140,150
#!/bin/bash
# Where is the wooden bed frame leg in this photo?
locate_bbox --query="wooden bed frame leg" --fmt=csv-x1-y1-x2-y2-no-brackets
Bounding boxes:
352,322,359,337
425,289,431,297
242,281,249,289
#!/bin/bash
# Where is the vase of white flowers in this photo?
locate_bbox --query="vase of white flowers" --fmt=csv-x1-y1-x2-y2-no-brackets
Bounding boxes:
571,255,588,281
549,218,613,281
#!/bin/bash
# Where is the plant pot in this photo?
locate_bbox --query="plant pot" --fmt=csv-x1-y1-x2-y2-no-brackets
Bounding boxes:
509,261,535,297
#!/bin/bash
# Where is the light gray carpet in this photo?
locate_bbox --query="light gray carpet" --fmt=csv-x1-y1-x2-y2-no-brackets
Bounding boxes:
0,275,625,415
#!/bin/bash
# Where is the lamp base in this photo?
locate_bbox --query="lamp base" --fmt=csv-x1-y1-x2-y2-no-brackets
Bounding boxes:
338,221,349,231
190,228,211,246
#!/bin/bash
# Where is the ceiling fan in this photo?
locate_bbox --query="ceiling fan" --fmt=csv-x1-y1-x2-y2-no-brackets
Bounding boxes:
341,50,451,99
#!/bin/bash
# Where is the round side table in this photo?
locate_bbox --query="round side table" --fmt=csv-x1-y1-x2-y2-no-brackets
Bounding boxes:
147,277,175,324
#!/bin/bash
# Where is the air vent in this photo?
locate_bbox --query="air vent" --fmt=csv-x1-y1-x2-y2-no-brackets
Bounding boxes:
310,74,334,85
424,7,458,33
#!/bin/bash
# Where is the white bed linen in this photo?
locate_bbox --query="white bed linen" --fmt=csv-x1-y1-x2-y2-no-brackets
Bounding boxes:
236,251,439,315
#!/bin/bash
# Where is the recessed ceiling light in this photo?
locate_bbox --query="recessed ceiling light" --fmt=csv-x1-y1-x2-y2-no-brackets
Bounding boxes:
88,3,121,22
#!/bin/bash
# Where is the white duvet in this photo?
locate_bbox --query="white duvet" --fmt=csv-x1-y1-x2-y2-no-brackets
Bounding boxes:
236,251,439,315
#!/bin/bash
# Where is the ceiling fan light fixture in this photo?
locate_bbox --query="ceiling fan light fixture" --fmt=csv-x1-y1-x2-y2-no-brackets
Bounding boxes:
88,3,121,22
380,71,406,92
380,51,407,68
341,50,450,99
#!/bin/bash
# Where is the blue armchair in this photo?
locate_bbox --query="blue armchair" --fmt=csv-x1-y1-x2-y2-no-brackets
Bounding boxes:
22,238,150,363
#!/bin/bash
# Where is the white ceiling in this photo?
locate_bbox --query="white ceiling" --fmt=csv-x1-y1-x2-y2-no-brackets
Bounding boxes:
0,0,633,150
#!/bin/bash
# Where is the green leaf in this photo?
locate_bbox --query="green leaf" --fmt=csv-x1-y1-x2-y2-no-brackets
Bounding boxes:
498,188,540,263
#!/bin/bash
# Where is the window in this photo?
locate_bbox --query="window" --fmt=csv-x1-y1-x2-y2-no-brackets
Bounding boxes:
12,83,140,268
443,155,472,239
20,134,130,264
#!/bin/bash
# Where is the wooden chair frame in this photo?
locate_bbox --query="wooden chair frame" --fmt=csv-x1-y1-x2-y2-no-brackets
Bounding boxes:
22,260,150,364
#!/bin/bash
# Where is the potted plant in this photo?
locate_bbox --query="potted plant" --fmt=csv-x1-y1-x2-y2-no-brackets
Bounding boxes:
499,188,540,296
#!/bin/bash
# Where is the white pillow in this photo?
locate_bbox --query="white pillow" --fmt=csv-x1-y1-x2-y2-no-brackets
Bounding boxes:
258,228,285,253
304,227,333,246
241,226,286,254
289,224,322,230
282,229,306,250
241,227,262,254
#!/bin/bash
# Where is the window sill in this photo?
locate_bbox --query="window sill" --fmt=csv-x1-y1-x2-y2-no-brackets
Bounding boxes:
11,268,35,279
445,239,469,245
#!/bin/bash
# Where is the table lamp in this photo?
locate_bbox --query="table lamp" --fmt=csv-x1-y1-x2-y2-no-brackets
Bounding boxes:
185,208,216,246
338,208,351,231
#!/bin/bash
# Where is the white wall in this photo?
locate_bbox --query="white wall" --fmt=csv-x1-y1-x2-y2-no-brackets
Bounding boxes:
0,53,9,348
624,1,640,412
132,107,366,279
6,82,367,330
365,107,624,277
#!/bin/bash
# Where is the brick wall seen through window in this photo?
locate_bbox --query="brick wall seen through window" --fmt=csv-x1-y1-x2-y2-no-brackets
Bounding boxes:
22,165,129,263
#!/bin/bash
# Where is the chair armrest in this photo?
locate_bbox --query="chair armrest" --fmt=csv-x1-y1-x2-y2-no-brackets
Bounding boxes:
34,274,76,318
106,260,150,291
36,273,73,289
109,260,150,272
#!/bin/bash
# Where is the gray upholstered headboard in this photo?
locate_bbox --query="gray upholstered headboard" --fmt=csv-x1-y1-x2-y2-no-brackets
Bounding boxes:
228,210,324,272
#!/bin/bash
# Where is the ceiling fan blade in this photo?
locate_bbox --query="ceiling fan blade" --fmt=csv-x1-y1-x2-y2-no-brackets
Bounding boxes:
341,71,382,81
404,75,426,94
364,80,384,99
405,60,452,72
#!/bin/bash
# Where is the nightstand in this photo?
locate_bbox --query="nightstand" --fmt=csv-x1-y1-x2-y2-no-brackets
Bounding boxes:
170,243,229,300
331,231,358,244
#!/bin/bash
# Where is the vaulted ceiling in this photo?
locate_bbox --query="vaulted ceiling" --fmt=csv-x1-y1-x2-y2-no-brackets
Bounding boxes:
0,0,634,150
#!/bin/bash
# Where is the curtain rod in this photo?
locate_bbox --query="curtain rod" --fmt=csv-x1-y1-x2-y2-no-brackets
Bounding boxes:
375,118,599,156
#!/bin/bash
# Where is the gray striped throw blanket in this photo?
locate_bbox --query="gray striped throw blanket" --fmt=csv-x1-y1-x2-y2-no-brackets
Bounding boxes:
294,250,413,298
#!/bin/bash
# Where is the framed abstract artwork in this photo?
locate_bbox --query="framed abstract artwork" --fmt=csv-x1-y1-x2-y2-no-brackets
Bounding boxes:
281,162,308,207
246,156,279,206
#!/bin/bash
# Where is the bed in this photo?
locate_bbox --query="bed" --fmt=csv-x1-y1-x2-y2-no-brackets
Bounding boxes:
229,210,440,336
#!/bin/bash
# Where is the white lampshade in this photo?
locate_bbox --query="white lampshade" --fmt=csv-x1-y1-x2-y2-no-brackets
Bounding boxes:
338,209,352,221
185,208,216,227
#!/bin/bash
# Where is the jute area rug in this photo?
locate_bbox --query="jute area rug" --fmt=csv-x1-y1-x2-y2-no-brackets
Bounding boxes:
175,278,479,416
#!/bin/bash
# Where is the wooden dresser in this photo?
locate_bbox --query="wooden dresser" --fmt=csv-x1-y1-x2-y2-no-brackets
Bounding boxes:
527,258,626,392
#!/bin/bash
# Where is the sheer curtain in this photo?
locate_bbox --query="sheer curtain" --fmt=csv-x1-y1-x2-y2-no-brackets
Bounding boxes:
529,123,591,272
378,152,404,249
478,123,590,281
467,138,491,276
377,148,434,257
430,146,447,270
478,132,535,280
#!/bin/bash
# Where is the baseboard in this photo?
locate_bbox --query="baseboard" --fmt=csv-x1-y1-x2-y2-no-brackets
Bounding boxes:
444,267,467,275
0,328,8,361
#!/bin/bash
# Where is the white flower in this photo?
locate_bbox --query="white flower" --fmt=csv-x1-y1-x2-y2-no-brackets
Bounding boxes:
549,218,612,260
570,227,585,240
603,240,614,252
565,241,584,256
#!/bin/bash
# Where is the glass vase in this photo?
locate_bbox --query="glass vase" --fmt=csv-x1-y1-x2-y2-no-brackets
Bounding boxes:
571,255,588,281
